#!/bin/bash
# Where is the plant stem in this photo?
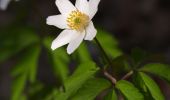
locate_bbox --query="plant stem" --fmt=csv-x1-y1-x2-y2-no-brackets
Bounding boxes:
121,70,133,80
94,37,112,67
103,69,117,84
94,37,117,84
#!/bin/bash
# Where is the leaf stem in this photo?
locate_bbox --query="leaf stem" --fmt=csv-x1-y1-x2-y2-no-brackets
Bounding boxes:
103,69,117,84
121,70,133,80
94,37,112,67
94,37,117,84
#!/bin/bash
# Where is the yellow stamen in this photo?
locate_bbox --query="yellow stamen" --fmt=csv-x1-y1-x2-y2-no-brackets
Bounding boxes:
67,10,89,32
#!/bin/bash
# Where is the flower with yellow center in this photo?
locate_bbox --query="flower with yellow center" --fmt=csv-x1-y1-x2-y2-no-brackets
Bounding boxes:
47,0,100,54
67,10,89,32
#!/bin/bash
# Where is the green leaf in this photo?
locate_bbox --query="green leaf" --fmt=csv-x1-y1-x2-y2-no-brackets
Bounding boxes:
141,63,170,83
139,72,165,100
43,37,70,83
71,78,111,100
54,61,99,100
116,80,144,100
11,45,41,83
28,45,41,82
11,45,40,100
97,29,122,58
44,89,60,100
132,73,154,100
77,42,92,62
0,27,39,63
104,89,117,100
11,74,27,100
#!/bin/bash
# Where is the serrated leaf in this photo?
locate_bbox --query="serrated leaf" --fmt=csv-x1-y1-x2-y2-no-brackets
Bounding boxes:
11,74,27,100
116,80,144,100
104,89,117,100
0,27,39,63
133,73,154,100
54,61,99,100
71,78,111,100
43,37,69,83
97,29,122,58
139,72,165,100
141,63,170,83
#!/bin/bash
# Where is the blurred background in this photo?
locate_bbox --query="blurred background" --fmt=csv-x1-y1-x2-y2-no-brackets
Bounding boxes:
0,0,170,100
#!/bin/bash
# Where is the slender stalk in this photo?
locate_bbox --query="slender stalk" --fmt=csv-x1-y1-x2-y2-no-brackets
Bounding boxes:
103,69,117,84
94,37,112,67
121,70,133,80
94,37,117,84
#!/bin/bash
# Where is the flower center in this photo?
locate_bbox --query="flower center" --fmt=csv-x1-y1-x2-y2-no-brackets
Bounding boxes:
67,10,89,32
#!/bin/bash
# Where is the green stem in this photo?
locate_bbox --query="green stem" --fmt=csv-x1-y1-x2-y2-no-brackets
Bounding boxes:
95,37,117,84
94,37,112,68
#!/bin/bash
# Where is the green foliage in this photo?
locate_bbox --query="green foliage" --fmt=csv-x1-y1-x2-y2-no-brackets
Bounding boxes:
141,63,170,83
11,45,41,82
1,24,170,100
11,45,41,100
0,27,39,63
11,74,27,100
116,80,144,100
76,42,92,62
132,72,154,100
97,29,122,58
54,61,99,100
71,78,111,100
139,72,165,100
43,37,70,83
104,89,117,100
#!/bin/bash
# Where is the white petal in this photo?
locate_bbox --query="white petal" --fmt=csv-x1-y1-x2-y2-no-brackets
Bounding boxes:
51,30,76,50
55,0,76,15
0,0,11,10
89,0,100,19
75,0,89,15
84,21,97,40
46,15,68,29
67,31,85,54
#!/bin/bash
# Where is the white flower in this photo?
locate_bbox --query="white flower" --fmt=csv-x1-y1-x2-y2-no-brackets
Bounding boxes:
0,0,11,10
46,0,100,54
0,0,19,10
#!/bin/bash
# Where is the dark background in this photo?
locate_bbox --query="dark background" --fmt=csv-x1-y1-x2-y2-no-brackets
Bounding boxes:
0,0,170,99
